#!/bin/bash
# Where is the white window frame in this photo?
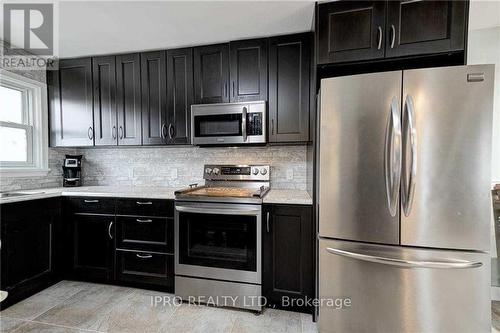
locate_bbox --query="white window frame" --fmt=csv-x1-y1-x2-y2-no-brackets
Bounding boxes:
0,69,49,177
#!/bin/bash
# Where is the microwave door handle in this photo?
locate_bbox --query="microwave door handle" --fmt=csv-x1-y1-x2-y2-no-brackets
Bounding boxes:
242,106,248,142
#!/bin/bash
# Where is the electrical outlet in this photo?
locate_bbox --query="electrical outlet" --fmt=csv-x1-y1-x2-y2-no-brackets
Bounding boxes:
286,169,294,180
171,168,178,179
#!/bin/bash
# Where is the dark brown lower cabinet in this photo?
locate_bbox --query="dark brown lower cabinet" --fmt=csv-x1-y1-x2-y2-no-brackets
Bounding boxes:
0,198,60,309
63,197,175,292
71,214,115,282
115,250,174,290
263,204,314,313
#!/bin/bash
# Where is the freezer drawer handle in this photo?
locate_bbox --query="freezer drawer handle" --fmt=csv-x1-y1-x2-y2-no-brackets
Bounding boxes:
325,247,482,269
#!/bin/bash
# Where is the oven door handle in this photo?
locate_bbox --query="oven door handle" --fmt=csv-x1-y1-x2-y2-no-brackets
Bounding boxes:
176,205,259,216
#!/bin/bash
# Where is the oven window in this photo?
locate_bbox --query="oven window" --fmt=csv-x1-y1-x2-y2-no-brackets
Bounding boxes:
194,114,242,137
179,212,256,271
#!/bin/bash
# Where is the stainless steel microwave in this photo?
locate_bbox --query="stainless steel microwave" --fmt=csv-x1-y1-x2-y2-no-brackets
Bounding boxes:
191,101,266,146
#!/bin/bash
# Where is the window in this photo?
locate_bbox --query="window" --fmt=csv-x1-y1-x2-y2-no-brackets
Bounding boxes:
0,70,48,176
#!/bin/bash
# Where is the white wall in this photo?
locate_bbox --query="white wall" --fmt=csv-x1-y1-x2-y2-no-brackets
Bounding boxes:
467,25,500,257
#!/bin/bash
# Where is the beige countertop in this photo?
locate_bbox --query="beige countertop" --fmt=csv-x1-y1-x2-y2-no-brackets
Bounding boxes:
0,186,312,205
263,189,312,205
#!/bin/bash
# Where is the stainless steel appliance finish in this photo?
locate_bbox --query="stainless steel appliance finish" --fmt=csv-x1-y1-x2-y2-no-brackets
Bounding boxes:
400,66,494,251
174,164,270,204
175,202,262,284
319,238,490,333
191,101,266,146
175,276,262,311
174,164,269,311
318,65,494,332
318,71,402,245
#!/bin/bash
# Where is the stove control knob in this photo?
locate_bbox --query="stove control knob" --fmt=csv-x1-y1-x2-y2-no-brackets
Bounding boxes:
205,168,212,175
212,168,220,175
252,168,259,175
260,168,268,175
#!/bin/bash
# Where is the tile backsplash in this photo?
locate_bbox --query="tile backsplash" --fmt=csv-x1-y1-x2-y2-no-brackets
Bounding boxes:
0,149,75,191
76,145,307,190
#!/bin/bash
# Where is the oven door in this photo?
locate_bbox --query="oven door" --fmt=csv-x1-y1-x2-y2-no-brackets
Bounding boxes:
175,202,261,284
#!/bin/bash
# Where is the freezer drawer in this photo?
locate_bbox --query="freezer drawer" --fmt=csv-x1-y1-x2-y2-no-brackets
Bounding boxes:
318,238,490,333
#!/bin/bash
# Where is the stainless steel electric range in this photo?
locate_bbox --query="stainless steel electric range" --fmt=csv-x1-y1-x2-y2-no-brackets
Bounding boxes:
174,164,270,311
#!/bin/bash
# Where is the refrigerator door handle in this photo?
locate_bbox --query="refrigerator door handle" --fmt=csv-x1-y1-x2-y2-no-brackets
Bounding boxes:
384,97,402,217
402,95,418,216
325,247,482,269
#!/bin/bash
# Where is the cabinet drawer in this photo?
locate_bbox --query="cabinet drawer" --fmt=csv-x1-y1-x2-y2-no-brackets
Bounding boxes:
116,216,173,253
115,250,173,289
66,197,115,214
116,198,174,217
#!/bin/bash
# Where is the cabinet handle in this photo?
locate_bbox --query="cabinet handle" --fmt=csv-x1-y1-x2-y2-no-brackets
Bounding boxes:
136,253,153,259
136,218,152,223
168,123,174,139
161,123,167,139
119,126,124,140
271,119,275,136
108,221,113,239
84,199,99,203
224,83,228,98
136,201,153,205
232,81,235,97
390,25,396,49
112,126,117,140
377,26,382,50
88,127,93,140
266,212,270,233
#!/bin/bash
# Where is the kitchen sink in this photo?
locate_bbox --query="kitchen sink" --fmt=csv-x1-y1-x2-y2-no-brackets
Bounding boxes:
0,191,45,198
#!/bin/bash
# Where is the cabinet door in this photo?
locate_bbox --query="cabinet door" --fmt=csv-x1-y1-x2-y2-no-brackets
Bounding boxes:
141,51,167,145
1,203,54,290
116,53,142,145
49,58,94,147
263,205,313,313
92,56,117,146
386,1,467,58
268,33,311,143
229,39,268,102
72,215,114,282
317,1,386,64
193,44,230,104
166,48,194,144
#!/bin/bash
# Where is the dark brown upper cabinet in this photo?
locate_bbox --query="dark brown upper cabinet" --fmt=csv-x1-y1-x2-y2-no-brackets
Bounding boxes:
92,56,117,146
385,0,467,58
49,58,94,147
317,1,386,64
193,44,230,104
268,33,311,143
229,39,268,102
317,0,468,65
141,51,168,145
166,48,194,145
116,53,142,145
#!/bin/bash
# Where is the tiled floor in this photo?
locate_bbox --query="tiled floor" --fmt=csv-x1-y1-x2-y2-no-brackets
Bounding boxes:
0,281,317,333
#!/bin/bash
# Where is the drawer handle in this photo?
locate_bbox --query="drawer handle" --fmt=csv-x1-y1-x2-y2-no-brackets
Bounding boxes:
136,201,153,205
136,253,152,259
84,200,99,203
136,219,152,223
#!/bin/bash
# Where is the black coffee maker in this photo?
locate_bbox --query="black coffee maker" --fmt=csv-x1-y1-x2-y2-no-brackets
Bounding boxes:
62,155,82,187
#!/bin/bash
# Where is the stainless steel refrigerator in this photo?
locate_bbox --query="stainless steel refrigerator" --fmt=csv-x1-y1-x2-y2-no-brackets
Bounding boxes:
317,65,494,333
